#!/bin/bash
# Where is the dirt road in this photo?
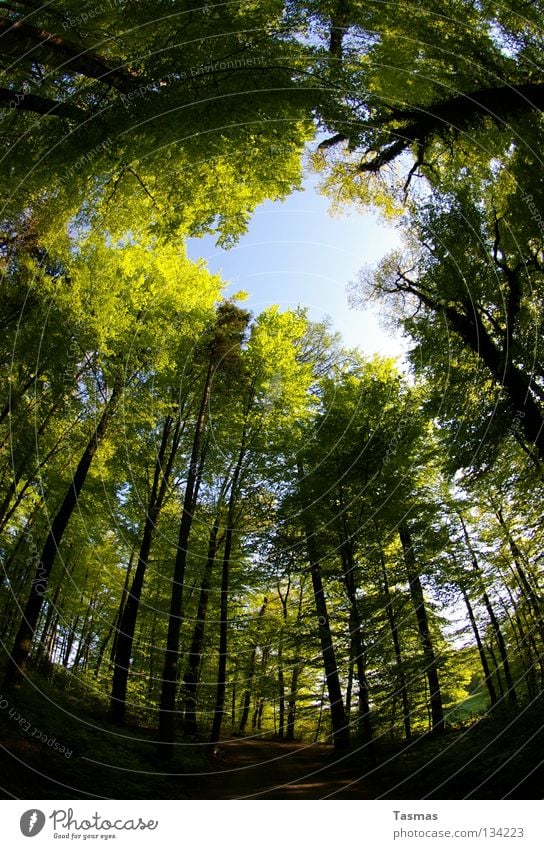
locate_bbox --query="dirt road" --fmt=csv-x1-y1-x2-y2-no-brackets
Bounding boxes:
192,738,372,799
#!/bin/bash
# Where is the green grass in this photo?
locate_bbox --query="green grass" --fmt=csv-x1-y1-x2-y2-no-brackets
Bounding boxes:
445,690,489,724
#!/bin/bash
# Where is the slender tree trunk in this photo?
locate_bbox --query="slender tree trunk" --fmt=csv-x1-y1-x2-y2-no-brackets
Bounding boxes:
253,694,265,730
314,679,326,743
210,437,247,745
94,619,115,679
310,556,350,749
181,516,221,737
286,579,305,742
239,649,257,734
458,513,517,708
158,359,214,753
111,416,180,725
238,598,267,734
35,583,61,665
275,578,291,740
109,551,135,664
381,552,411,740
209,519,234,745
0,509,44,642
286,663,301,742
2,380,122,687
335,478,373,751
487,643,504,697
482,588,517,706
73,582,100,670
399,523,445,734
298,461,349,750
498,580,539,693
495,507,544,647
277,640,286,740
63,616,79,667
460,584,497,708
338,527,374,757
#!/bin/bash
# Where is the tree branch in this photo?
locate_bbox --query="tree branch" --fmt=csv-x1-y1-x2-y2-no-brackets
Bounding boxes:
0,16,135,92
0,85,84,119
359,81,544,173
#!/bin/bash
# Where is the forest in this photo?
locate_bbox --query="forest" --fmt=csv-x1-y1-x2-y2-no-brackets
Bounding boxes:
0,0,543,800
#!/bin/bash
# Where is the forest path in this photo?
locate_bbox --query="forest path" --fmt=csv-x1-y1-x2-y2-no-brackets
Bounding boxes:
192,738,371,799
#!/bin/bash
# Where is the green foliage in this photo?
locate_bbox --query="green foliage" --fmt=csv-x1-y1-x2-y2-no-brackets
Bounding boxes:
1,0,543,797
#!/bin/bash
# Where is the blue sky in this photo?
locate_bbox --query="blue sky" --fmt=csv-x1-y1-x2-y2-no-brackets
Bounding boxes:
187,174,407,360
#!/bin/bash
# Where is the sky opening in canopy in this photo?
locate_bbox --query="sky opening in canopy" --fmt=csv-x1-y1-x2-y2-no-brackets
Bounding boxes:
187,174,407,360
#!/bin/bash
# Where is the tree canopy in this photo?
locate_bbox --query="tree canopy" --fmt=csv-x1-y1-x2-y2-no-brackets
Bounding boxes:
0,0,543,801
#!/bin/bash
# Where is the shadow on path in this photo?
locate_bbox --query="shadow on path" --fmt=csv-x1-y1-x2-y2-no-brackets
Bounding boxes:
193,738,372,799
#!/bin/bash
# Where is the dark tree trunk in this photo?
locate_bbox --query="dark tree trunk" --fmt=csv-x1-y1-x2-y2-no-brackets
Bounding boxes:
338,531,374,759
210,436,247,745
111,416,180,725
487,643,505,697
109,550,136,664
399,523,445,734
482,589,517,707
298,463,349,751
381,552,411,740
286,662,301,742
239,647,257,734
297,462,349,751
275,578,290,740
238,599,267,734
181,516,221,737
209,521,234,745
494,508,544,648
286,579,305,742
2,380,122,687
458,514,517,707
35,583,61,666
63,616,79,668
460,584,498,708
277,642,286,740
158,359,214,753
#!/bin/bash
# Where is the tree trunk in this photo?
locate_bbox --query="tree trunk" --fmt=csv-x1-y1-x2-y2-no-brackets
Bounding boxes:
63,616,79,667
210,436,247,745
158,359,214,753
482,588,517,707
238,598,267,735
458,513,517,707
277,640,286,740
286,579,305,742
494,507,544,648
338,534,374,758
298,461,349,751
2,380,122,687
35,583,61,666
460,584,497,708
381,552,411,740
111,416,180,725
109,550,135,664
399,523,445,734
181,516,221,737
